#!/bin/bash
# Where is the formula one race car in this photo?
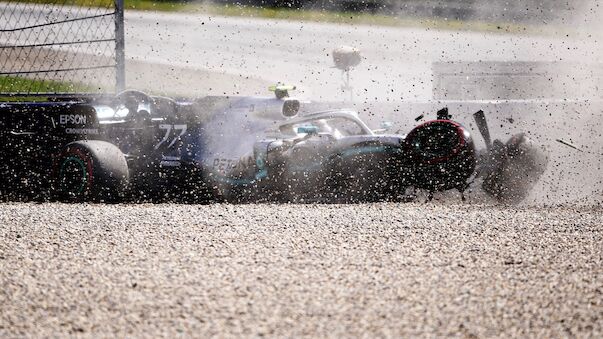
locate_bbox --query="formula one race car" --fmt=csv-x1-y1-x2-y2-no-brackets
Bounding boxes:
0,88,548,203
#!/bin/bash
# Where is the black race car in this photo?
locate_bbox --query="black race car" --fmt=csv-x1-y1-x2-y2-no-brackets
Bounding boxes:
0,89,548,203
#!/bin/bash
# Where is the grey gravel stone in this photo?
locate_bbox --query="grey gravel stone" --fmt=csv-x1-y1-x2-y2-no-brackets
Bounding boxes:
0,202,602,337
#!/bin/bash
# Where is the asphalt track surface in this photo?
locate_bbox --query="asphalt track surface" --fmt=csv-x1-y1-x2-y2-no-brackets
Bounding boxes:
1,4,601,100
1,203,602,337
111,10,603,100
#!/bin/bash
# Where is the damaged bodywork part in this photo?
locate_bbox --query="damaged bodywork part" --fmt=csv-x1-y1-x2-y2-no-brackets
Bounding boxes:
0,91,548,203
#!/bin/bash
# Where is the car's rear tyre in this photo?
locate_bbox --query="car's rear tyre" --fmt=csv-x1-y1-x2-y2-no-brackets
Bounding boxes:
54,140,129,202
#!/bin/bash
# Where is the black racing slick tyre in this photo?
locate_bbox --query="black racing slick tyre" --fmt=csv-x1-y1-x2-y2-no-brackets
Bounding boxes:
53,140,129,202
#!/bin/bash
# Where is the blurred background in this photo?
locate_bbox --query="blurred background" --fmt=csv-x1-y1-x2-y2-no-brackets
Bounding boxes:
211,0,577,23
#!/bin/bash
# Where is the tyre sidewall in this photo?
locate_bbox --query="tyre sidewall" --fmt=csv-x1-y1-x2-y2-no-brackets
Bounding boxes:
53,141,129,202
54,145,94,201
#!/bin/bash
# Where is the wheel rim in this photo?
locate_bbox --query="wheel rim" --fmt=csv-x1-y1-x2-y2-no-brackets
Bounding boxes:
59,156,89,197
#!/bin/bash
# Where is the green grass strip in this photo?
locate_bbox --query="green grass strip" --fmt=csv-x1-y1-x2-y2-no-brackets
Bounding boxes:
0,75,97,101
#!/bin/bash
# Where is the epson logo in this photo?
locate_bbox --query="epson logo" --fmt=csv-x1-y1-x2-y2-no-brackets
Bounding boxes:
59,114,87,125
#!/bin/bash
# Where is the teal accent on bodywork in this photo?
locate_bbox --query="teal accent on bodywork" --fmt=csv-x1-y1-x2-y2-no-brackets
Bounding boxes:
59,156,88,193
255,169,268,180
297,126,319,134
213,150,269,186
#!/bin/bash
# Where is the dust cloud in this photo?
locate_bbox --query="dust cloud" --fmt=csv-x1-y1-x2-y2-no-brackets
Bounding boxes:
527,0,602,205
124,1,602,205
